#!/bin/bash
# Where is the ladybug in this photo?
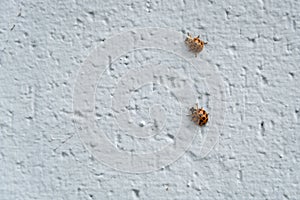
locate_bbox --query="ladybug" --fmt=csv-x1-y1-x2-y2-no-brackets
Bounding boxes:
185,33,207,57
189,103,208,126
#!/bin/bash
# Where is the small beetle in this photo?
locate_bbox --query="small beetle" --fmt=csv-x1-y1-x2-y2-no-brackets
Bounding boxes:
185,33,207,57
189,103,208,126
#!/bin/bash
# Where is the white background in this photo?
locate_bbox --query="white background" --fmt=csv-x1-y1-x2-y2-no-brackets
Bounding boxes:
0,0,299,199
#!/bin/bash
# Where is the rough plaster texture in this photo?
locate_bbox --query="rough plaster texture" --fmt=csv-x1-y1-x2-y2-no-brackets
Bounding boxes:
0,0,299,199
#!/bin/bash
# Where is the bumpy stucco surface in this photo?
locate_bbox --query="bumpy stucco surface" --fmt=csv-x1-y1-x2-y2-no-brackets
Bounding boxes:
0,0,299,199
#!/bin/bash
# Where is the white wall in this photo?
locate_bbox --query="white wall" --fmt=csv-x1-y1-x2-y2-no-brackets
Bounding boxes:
0,0,299,199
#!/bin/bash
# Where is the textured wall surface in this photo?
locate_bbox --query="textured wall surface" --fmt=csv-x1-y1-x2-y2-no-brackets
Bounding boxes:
0,0,299,199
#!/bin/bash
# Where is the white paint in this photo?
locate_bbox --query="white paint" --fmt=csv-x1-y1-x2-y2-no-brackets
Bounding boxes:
0,0,299,199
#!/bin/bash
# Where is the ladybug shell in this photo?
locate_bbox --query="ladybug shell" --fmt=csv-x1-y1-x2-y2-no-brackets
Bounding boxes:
197,109,208,126
191,107,208,126
185,35,205,54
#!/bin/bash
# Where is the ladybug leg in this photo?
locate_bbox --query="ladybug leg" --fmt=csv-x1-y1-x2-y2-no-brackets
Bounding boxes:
191,113,196,119
191,114,198,122
197,118,201,125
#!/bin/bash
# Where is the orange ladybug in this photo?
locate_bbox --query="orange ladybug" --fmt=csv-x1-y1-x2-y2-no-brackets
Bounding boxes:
185,33,207,57
189,103,208,126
